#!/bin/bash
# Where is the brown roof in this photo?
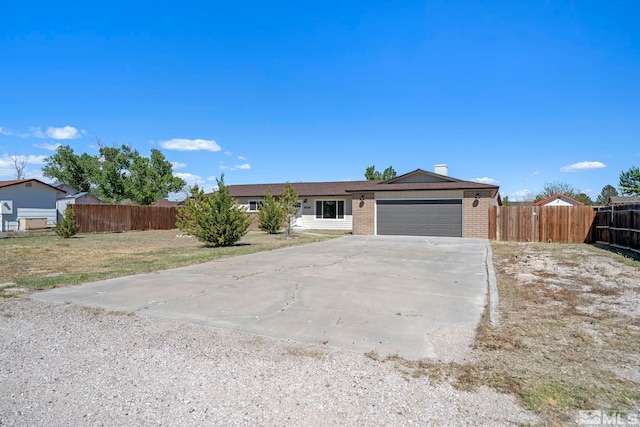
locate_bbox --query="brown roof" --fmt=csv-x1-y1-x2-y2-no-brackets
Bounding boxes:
0,179,65,193
344,181,498,193
228,169,499,198
534,193,584,206
228,181,371,198
151,199,181,207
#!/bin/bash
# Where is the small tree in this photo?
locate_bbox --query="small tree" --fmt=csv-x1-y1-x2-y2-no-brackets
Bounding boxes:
596,185,618,205
176,184,205,235
55,205,80,238
258,190,284,234
177,175,251,247
619,166,640,196
279,182,299,237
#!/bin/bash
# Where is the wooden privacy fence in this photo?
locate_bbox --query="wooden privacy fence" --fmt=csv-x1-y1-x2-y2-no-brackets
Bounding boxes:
489,206,596,244
594,205,640,254
71,204,178,233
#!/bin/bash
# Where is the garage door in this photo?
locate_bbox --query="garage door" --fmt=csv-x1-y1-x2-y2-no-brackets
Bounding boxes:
377,199,462,237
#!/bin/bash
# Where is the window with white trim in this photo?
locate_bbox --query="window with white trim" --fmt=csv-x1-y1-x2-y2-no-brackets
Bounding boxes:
248,200,262,212
315,200,345,219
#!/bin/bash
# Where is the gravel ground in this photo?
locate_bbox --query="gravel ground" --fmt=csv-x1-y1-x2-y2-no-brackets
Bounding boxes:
0,299,537,426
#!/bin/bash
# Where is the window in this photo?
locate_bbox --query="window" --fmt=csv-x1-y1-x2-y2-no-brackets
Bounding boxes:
315,200,345,219
248,200,262,212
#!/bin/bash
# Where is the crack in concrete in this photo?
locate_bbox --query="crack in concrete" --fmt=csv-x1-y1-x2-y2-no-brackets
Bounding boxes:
233,271,266,280
254,282,301,321
139,289,209,310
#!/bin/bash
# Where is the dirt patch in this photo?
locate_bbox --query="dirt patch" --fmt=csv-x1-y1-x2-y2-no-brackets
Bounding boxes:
373,242,640,426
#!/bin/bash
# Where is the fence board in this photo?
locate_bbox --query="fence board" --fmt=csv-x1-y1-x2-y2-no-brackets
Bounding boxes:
491,205,639,252
594,206,640,253
490,206,596,244
72,204,177,233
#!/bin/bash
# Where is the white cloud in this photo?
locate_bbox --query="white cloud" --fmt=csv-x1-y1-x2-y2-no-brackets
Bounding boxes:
224,151,232,156
17,127,46,138
471,177,498,185
530,171,539,176
560,161,606,172
34,142,62,151
0,154,48,165
174,172,204,187
0,127,13,136
170,161,187,170
218,162,251,171
509,189,532,201
238,155,246,160
46,126,84,140
160,138,221,152
0,154,47,179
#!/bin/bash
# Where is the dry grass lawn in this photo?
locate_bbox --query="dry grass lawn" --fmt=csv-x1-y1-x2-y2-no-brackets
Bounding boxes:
0,229,335,297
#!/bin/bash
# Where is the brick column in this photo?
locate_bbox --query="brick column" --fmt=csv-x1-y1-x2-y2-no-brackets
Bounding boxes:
352,193,375,235
463,190,492,238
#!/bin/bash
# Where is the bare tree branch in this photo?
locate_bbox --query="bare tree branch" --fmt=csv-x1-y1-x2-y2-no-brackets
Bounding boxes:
11,155,27,180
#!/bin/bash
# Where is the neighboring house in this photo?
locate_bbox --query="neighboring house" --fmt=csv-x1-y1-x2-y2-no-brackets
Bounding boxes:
609,196,640,206
0,179,65,231
534,194,584,207
54,183,104,222
228,165,500,238
507,201,534,207
151,199,182,208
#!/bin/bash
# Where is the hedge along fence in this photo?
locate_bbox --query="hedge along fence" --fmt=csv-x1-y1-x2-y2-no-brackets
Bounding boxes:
71,204,178,233
489,206,597,244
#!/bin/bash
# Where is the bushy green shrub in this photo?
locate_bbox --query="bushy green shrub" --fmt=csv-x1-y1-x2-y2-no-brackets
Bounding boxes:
176,175,251,247
258,190,284,234
55,205,80,238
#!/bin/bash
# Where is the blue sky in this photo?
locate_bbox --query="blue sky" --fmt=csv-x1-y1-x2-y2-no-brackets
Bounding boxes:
1,0,638,200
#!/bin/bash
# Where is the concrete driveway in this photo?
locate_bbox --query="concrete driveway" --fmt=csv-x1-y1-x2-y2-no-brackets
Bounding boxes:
33,236,494,360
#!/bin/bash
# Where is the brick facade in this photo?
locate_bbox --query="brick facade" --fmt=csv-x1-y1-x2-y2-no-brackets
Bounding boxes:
351,193,375,235
463,190,492,238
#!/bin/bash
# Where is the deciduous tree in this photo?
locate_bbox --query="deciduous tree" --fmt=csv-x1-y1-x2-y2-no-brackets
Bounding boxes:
364,165,397,180
43,145,97,192
127,149,186,205
42,140,185,204
534,181,581,202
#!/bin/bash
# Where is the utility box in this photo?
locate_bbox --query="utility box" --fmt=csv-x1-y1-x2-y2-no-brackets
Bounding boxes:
19,218,48,230
0,200,12,214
